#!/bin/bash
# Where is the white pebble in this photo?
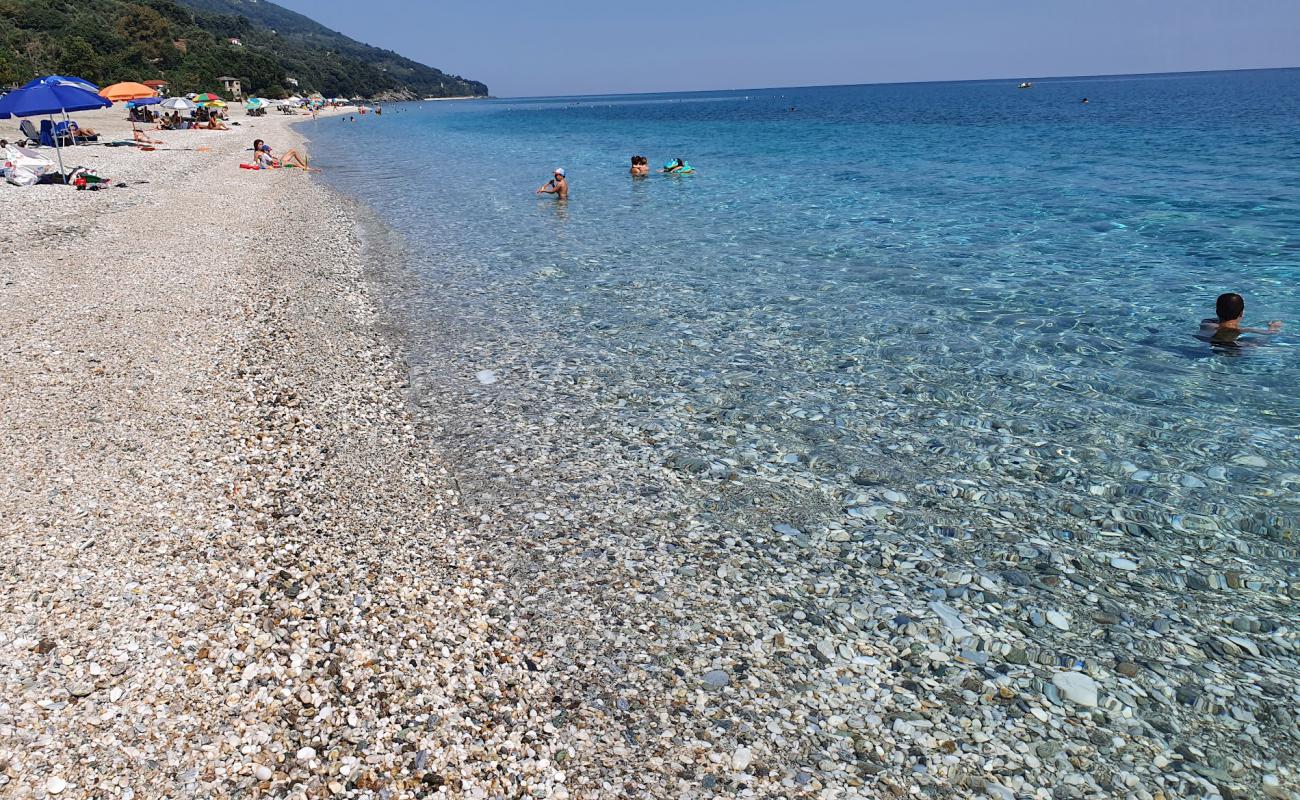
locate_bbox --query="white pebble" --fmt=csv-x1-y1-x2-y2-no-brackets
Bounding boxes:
1052,671,1099,707
732,746,752,771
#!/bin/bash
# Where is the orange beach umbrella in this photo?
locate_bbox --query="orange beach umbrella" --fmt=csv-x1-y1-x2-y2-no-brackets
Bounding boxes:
100,82,158,102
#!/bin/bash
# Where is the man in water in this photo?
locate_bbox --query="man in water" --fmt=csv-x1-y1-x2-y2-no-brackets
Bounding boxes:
537,167,568,199
1199,292,1282,346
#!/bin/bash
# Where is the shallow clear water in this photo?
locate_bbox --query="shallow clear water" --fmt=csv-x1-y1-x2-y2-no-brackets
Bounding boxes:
308,70,1300,541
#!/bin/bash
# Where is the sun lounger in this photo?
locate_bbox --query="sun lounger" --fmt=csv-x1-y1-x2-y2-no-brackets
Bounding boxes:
55,120,98,144
39,119,74,148
18,120,41,147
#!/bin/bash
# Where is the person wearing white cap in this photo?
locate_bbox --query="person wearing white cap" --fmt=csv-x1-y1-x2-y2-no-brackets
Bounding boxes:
536,167,568,199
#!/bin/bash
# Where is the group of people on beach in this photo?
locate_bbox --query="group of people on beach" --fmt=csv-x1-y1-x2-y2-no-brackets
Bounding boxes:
535,155,695,198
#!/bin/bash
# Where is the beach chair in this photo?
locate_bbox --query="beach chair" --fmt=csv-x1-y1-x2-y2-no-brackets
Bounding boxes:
39,119,74,148
18,119,41,147
55,120,98,145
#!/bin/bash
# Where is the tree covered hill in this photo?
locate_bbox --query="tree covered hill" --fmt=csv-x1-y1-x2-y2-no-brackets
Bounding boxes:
0,0,488,99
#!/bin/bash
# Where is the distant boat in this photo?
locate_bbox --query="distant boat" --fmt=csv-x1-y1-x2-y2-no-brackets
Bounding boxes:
1018,82,1033,89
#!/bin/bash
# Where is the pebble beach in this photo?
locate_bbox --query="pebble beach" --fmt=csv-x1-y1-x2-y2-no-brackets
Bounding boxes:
2,98,1298,800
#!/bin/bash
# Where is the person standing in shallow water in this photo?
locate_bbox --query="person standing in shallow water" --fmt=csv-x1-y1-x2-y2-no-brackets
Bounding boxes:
1199,292,1282,347
537,167,568,199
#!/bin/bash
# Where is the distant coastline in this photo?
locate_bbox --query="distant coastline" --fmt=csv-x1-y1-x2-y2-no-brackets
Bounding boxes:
502,64,1299,101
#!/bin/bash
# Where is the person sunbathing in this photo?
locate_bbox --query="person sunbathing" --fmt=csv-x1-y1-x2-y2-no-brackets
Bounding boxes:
255,143,316,171
205,117,229,131
131,124,164,145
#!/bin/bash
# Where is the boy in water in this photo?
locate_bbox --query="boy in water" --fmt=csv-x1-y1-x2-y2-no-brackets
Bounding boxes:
1199,292,1282,346
536,167,568,199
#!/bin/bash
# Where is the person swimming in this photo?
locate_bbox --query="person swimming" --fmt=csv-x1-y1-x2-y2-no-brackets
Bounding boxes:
630,155,649,176
1198,292,1283,347
660,158,693,174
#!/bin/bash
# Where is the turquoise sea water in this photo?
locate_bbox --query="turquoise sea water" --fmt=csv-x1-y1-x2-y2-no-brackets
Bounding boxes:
308,70,1299,542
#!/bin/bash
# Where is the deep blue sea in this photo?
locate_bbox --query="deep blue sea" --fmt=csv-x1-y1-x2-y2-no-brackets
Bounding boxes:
308,70,1299,542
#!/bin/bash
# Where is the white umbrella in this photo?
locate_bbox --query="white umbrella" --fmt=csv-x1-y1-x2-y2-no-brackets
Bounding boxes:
159,97,197,113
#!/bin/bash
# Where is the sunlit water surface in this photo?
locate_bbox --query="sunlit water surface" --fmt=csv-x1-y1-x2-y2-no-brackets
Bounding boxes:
307,70,1300,544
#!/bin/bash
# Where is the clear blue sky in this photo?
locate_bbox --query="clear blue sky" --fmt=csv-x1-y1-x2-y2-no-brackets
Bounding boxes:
273,0,1299,97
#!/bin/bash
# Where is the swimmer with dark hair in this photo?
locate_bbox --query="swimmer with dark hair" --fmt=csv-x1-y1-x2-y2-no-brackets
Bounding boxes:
1198,292,1283,347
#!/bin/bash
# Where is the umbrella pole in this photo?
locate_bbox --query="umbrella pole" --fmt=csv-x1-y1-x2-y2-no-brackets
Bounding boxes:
49,113,67,183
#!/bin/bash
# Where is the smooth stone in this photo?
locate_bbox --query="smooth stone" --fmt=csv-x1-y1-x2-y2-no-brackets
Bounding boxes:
296,747,317,761
985,782,1016,800
929,601,970,639
1003,570,1031,587
1233,455,1267,468
1047,611,1070,631
846,504,889,521
254,765,272,781
47,777,67,795
1116,662,1140,678
1110,557,1138,571
702,670,730,688
732,746,752,771
1052,671,1099,707
772,523,801,537
475,370,498,385
815,638,837,664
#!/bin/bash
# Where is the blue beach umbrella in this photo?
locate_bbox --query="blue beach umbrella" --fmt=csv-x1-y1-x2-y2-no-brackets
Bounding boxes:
18,76,103,139
21,75,101,93
0,81,111,181
126,97,162,106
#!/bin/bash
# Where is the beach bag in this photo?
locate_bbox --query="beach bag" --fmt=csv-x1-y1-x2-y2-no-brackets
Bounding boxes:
6,166,40,186
4,145,54,176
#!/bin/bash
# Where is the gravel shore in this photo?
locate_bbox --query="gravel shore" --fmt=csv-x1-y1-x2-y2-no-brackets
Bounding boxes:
2,107,1297,800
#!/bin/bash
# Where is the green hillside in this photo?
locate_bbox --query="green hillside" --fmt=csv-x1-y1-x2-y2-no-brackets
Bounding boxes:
0,0,488,99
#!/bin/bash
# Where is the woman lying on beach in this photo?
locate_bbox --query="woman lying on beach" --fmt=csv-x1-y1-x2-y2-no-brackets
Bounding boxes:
131,124,164,145
68,122,99,139
250,139,315,171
